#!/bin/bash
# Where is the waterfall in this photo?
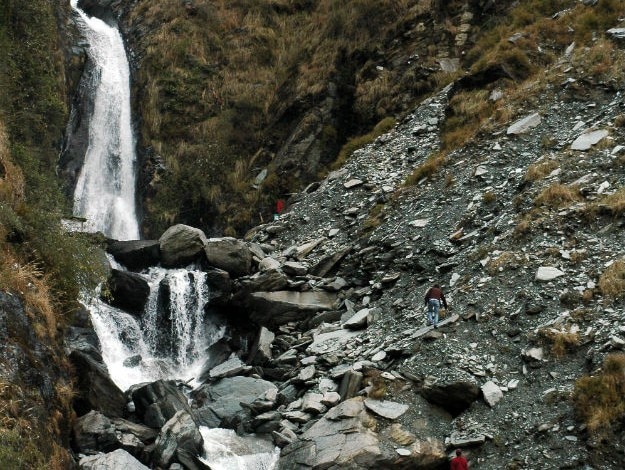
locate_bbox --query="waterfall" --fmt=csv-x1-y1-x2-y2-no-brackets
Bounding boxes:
87,266,223,392
68,2,279,468
70,0,139,240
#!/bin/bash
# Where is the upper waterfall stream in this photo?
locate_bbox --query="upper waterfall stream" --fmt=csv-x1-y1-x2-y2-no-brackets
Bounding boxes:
68,2,279,467
70,0,139,240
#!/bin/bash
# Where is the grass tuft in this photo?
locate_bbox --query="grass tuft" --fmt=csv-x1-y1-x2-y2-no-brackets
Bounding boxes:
573,353,625,433
598,259,625,300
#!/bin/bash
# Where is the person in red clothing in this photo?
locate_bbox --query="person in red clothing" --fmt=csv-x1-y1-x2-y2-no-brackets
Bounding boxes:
451,449,468,470
424,283,448,328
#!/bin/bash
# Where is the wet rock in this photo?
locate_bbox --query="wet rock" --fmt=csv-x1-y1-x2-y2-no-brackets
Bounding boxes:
194,376,277,428
153,410,203,469
131,380,192,429
73,410,118,453
197,339,232,383
159,224,207,267
209,355,252,379
102,269,150,314
248,326,275,365
204,237,253,277
107,239,160,270
70,350,126,418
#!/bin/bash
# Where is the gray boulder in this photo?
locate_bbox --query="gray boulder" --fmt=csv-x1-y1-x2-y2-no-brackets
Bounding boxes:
70,350,126,417
73,411,118,453
107,239,160,270
79,449,149,470
248,291,338,327
419,370,480,416
159,224,207,267
247,326,275,365
193,376,277,428
153,410,204,469
204,237,253,277
102,269,150,314
197,338,233,383
278,397,446,469
131,380,192,428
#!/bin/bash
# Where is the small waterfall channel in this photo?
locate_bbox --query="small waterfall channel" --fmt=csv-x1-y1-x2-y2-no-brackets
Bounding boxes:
68,2,279,468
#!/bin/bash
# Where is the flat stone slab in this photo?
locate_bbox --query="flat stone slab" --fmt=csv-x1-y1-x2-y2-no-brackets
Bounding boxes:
507,112,541,135
364,399,409,420
408,314,460,340
571,129,609,151
535,266,565,281
209,355,251,379
308,329,362,355
481,381,503,407
344,179,364,189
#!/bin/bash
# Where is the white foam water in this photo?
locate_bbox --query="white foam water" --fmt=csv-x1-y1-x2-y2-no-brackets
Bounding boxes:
70,0,139,240
199,428,280,470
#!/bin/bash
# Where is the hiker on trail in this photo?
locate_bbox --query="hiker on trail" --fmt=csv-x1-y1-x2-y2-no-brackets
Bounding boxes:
424,283,448,328
450,449,468,470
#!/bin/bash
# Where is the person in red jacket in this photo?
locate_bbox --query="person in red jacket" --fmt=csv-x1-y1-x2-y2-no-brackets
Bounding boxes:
451,449,468,470
424,283,448,328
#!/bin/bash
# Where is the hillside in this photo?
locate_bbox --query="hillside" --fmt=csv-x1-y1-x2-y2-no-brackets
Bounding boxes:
0,0,624,468
112,0,515,237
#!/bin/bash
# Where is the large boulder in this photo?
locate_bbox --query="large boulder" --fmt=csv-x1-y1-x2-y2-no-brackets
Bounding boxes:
65,326,102,362
153,410,204,469
193,376,277,429
204,237,253,277
79,449,149,470
102,269,150,314
107,239,160,270
73,410,118,453
419,369,481,416
247,291,338,327
131,380,193,428
278,397,447,469
69,350,126,417
159,224,207,267
247,326,275,365
197,338,233,383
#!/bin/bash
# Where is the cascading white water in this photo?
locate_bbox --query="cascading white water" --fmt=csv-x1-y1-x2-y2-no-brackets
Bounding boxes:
70,0,139,240
86,266,223,392
69,2,280,467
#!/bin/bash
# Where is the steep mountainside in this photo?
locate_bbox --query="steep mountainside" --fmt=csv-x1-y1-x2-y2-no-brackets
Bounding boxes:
110,0,515,237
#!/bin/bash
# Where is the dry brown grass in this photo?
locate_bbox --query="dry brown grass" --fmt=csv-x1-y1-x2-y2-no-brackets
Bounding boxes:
0,251,56,338
573,353,625,433
525,159,559,182
486,251,519,275
404,151,447,185
598,259,625,300
534,183,581,209
587,187,625,218
538,326,580,358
